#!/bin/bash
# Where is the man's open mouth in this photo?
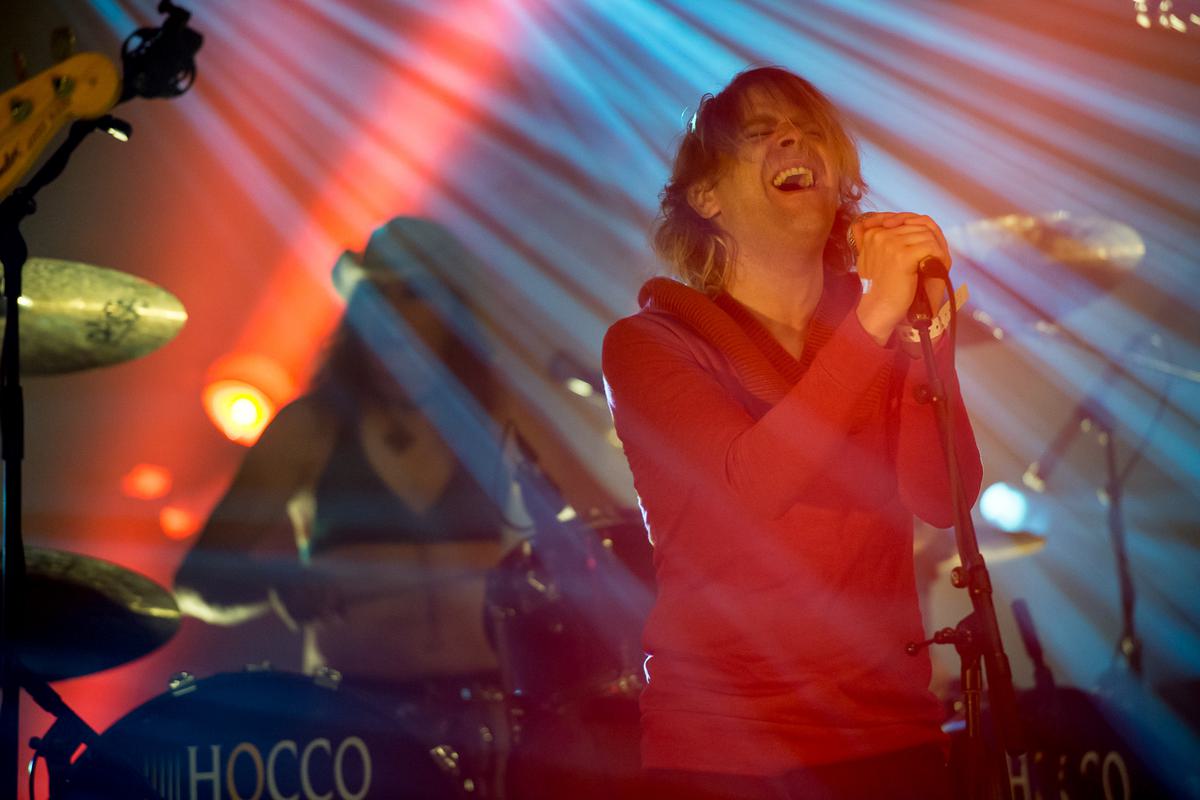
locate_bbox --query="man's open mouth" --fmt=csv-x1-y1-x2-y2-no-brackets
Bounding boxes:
772,166,814,192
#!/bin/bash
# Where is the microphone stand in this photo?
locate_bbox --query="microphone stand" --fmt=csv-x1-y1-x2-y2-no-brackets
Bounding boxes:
0,4,201,795
903,273,1024,800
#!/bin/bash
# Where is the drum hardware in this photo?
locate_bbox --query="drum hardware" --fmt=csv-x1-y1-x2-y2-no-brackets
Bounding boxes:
2,258,188,375
945,212,1148,351
485,517,652,706
19,547,182,682
922,223,1181,795
14,550,182,795
313,665,344,689
22,663,159,800
167,671,197,695
486,505,648,800
949,212,1145,275
0,6,202,793
429,744,472,792
915,521,1046,574
934,539,1180,799
1019,334,1167,677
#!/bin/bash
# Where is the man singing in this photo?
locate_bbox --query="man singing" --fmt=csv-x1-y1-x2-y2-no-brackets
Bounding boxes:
602,66,983,799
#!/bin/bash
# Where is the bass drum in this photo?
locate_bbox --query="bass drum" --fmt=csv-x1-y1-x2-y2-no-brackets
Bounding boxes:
948,687,1176,800
61,670,463,800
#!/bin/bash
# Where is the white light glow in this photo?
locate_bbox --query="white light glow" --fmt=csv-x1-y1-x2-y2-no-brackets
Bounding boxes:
980,482,1029,533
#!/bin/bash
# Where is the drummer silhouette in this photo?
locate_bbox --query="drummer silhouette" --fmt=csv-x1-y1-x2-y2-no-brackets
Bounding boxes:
173,216,649,797
175,216,538,686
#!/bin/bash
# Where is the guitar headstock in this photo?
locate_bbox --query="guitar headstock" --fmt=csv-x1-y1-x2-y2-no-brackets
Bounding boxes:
1,53,122,197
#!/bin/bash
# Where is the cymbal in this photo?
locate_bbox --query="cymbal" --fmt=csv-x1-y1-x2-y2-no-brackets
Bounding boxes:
944,212,1145,346
17,547,181,681
914,523,1046,568
945,530,1047,567
0,258,187,374
949,211,1145,273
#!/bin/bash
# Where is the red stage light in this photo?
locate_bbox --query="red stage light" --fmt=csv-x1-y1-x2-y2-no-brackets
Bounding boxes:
160,505,202,540
202,353,296,446
121,463,173,500
202,379,275,446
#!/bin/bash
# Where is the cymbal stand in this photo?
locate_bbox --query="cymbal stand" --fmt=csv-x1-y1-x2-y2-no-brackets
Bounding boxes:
0,111,133,800
0,4,201,794
20,665,158,799
903,274,1024,800
21,667,99,798
1025,376,1142,675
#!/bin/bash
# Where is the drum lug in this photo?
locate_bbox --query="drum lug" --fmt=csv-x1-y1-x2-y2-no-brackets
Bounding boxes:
243,660,273,672
167,671,196,695
429,744,479,792
312,665,343,689
429,743,461,776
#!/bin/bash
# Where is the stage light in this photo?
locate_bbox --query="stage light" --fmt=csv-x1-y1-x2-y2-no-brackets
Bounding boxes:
229,395,261,427
202,353,296,446
160,505,201,540
203,379,274,445
979,482,1030,533
121,463,173,500
565,377,594,398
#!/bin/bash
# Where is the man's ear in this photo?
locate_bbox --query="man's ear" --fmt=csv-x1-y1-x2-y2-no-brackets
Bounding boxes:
687,182,720,220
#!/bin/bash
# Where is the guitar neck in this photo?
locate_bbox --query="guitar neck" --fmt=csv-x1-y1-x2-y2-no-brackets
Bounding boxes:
0,53,121,197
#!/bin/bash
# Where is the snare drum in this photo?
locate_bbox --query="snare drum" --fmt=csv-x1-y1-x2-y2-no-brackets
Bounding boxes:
61,670,466,799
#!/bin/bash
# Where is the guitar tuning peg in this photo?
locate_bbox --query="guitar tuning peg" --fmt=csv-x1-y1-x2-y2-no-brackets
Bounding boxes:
12,50,28,82
50,27,77,63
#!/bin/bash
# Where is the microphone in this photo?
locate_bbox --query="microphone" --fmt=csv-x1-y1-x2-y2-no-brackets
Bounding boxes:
916,256,949,279
846,216,950,281
909,257,950,323
846,217,948,322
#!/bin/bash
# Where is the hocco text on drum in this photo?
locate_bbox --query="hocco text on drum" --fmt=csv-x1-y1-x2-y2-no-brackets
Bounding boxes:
185,735,373,800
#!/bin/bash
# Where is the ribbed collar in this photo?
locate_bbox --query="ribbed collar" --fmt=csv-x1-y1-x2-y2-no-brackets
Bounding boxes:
637,273,859,405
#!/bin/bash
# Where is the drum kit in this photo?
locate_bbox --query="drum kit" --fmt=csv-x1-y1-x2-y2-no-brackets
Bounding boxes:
1,252,654,800
19,508,652,799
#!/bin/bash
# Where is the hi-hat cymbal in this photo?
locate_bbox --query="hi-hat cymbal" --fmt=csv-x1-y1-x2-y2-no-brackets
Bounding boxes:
0,258,187,374
18,547,181,681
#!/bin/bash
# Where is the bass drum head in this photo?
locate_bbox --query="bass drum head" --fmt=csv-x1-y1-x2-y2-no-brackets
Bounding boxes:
63,671,456,799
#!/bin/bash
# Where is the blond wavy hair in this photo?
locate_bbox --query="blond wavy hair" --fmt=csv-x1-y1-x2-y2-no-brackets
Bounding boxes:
653,66,867,294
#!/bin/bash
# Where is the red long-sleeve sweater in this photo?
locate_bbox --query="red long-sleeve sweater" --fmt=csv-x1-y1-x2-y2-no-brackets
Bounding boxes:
602,272,983,776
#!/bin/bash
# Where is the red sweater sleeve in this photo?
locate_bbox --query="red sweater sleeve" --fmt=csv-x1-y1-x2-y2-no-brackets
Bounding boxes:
603,308,899,520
